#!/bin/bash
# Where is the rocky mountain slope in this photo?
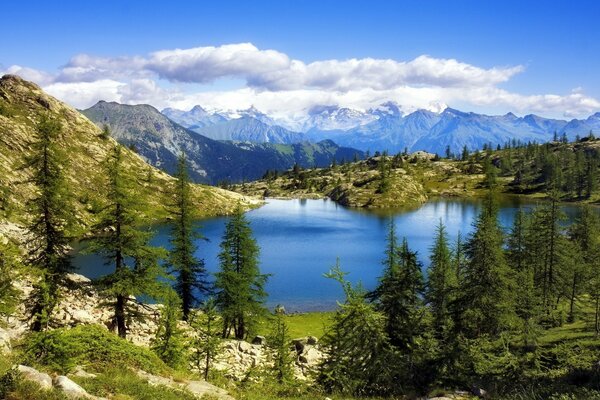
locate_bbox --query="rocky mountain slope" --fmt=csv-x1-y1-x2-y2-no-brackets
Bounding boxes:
163,101,600,156
83,101,363,184
0,75,253,227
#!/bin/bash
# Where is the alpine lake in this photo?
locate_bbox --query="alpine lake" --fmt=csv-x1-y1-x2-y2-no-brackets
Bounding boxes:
72,197,592,312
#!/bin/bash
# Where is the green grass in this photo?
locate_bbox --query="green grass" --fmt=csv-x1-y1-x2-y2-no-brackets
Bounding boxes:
74,367,198,400
257,312,334,340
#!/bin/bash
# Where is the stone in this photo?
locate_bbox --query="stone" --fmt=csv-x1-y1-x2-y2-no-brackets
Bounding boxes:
251,335,266,346
185,380,236,400
71,310,95,324
471,386,488,398
238,340,252,353
298,346,322,364
72,366,97,379
17,365,53,390
306,335,318,345
0,327,11,353
292,338,307,353
65,273,92,284
53,375,91,398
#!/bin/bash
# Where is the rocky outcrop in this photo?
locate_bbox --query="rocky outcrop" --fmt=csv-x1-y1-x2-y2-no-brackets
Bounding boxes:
14,365,106,399
136,369,235,400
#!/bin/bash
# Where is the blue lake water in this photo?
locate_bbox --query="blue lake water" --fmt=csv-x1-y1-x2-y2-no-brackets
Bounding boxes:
72,197,589,312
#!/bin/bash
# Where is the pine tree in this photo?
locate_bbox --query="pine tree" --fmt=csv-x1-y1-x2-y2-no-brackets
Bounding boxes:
152,289,187,368
190,298,221,380
168,154,209,321
458,195,515,337
24,115,74,331
426,220,457,342
88,145,166,338
319,260,395,396
268,305,293,384
215,203,268,339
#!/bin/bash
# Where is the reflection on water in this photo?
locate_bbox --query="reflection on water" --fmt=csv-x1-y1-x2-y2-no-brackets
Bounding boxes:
72,197,593,312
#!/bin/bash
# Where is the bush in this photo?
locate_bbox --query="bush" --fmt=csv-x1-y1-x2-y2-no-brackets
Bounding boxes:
20,324,170,375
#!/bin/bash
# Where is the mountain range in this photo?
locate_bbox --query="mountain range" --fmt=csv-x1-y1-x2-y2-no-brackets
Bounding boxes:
82,101,363,184
163,102,600,155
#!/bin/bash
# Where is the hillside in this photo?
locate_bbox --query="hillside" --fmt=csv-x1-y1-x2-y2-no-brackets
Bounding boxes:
233,138,600,209
0,75,254,228
83,101,363,184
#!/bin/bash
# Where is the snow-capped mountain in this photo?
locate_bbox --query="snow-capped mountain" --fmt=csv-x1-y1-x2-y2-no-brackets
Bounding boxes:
162,103,600,155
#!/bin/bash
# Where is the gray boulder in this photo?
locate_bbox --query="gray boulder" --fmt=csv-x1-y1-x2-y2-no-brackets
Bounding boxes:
17,365,53,390
53,375,91,398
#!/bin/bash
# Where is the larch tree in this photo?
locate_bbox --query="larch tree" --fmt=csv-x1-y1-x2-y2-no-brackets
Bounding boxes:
24,115,74,331
168,153,209,321
215,203,268,339
569,207,600,325
88,145,166,338
190,297,221,381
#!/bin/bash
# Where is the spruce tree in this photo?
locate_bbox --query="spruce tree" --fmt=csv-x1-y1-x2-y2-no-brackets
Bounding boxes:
426,220,457,342
168,153,209,321
88,145,166,338
24,115,74,331
215,203,268,339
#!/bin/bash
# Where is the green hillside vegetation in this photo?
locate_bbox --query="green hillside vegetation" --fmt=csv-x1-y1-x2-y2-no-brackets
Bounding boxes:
234,138,600,209
0,75,255,230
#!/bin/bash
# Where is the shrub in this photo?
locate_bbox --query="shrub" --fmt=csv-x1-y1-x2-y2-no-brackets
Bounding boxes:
21,324,170,374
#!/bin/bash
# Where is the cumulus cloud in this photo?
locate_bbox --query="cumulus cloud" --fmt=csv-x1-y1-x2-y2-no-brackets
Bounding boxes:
1,42,598,119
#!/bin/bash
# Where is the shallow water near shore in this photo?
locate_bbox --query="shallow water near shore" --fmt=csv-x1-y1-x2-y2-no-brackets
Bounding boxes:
72,197,590,312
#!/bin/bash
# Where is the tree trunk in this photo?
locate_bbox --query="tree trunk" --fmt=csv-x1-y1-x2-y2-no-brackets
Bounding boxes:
116,294,127,338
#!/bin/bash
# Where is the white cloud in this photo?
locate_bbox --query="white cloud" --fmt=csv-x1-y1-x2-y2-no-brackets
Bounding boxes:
1,42,599,119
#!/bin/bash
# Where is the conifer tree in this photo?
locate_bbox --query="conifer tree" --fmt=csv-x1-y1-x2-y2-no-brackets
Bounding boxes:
0,239,20,320
190,297,221,380
168,153,209,321
152,289,187,368
569,207,600,324
371,222,425,350
89,145,166,338
458,195,514,337
268,305,293,384
215,203,268,339
319,260,395,396
24,115,74,331
426,220,457,341
507,208,540,346
525,195,568,319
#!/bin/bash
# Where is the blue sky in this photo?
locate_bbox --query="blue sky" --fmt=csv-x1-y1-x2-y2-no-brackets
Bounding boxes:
1,0,599,121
